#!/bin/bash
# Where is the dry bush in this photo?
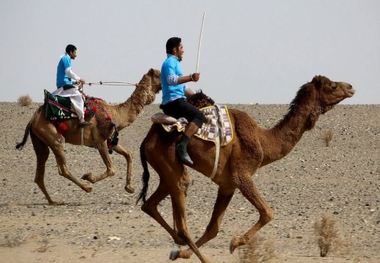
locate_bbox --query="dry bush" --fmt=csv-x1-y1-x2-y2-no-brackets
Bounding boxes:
238,235,277,263
314,214,346,257
17,95,32,106
0,233,28,248
321,129,334,147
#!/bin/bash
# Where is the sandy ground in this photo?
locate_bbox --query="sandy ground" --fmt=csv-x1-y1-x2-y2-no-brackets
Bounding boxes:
0,102,379,263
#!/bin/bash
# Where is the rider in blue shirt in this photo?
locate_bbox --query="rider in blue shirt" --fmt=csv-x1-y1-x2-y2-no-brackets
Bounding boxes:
54,44,89,127
161,55,187,105
160,37,206,165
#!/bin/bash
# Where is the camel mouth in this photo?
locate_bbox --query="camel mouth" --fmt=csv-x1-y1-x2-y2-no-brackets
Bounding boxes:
346,88,355,98
341,82,354,98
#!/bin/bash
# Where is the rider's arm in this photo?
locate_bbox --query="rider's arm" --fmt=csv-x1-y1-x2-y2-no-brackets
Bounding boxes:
165,59,200,85
177,73,200,84
65,67,81,83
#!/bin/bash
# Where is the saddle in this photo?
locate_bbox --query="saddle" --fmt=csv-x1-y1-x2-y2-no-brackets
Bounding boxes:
152,105,233,178
44,89,75,120
152,104,234,146
43,90,118,152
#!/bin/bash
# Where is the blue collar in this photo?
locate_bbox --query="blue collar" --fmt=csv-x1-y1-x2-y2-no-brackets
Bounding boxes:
167,54,180,61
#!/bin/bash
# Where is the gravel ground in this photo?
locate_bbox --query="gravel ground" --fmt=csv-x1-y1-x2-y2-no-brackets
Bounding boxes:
0,102,379,263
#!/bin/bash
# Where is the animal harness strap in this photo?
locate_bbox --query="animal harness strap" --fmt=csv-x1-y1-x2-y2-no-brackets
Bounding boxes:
209,105,221,179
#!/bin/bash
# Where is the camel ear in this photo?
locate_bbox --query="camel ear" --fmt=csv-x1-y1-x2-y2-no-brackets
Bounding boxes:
312,75,323,89
148,68,154,75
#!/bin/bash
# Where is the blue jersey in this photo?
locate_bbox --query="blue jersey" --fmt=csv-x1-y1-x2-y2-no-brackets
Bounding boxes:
161,55,186,105
56,54,73,88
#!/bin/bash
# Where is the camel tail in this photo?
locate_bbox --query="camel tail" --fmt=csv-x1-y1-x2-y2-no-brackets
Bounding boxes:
137,138,150,205
16,121,32,150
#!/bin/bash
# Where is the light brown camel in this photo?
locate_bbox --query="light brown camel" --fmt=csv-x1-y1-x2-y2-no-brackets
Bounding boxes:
16,68,161,205
138,75,354,263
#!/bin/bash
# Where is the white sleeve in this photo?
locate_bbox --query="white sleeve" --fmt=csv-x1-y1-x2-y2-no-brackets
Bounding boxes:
167,74,179,85
65,67,81,81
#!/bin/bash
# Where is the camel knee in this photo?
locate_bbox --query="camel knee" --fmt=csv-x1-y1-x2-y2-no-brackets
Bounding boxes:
107,168,116,177
59,170,72,179
125,153,132,163
141,201,156,216
260,207,274,224
34,177,43,185
141,202,149,213
176,229,190,242
205,225,220,240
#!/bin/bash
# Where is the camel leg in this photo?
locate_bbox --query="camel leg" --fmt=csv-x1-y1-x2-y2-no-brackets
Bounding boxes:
169,188,211,263
112,144,134,193
229,174,273,253
173,187,235,260
31,121,92,198
82,141,115,183
30,132,58,205
49,140,93,193
141,181,187,246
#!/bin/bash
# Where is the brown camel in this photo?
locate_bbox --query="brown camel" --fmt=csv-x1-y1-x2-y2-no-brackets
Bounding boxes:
16,68,161,205
138,76,354,263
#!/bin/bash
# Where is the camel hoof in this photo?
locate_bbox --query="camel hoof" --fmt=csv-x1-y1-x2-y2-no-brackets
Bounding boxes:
83,185,92,193
177,249,192,259
229,236,240,254
169,248,180,261
81,173,94,183
124,185,135,194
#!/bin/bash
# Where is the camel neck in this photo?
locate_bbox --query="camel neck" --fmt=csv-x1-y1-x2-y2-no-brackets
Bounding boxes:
261,102,318,165
274,106,310,142
113,88,146,130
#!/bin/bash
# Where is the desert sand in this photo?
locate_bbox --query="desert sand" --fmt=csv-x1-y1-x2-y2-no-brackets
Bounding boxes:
0,102,379,263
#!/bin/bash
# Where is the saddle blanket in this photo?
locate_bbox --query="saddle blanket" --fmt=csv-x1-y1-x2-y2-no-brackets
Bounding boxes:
44,89,75,120
153,105,234,146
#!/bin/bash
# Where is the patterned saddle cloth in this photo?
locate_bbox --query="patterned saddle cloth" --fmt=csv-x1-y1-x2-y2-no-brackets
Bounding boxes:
44,89,99,121
44,89,75,120
153,105,234,146
43,89,118,151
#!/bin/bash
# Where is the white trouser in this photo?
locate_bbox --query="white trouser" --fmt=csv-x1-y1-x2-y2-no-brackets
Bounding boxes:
52,86,85,122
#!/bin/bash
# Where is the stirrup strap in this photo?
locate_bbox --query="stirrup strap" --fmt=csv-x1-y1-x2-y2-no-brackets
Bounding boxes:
210,105,222,179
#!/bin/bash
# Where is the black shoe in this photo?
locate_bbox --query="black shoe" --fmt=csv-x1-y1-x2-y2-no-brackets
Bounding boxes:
79,121,91,128
176,142,193,166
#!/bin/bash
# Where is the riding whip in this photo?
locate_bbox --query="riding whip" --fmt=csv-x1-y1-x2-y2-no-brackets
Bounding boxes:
195,11,206,73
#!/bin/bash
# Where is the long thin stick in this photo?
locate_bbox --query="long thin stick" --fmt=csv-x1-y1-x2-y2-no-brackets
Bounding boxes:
195,12,206,73
86,81,136,87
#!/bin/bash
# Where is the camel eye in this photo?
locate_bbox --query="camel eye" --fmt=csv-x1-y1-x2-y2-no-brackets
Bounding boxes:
331,83,337,90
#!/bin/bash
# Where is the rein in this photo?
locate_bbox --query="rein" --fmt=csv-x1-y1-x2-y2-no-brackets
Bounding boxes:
86,81,137,87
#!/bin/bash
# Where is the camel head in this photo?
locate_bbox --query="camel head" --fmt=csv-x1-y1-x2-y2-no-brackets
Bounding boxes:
311,75,354,114
134,68,161,105
289,75,354,131
187,90,215,108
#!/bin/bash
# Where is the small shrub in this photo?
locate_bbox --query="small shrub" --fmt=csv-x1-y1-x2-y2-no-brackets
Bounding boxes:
17,95,32,106
0,233,26,248
321,129,334,147
238,235,276,263
314,214,343,257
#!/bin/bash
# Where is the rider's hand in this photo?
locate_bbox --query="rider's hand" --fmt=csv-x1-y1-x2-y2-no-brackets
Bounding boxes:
190,73,200,82
77,79,85,88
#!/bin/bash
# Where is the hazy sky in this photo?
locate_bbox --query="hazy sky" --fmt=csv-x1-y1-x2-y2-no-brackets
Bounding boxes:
1,0,379,104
